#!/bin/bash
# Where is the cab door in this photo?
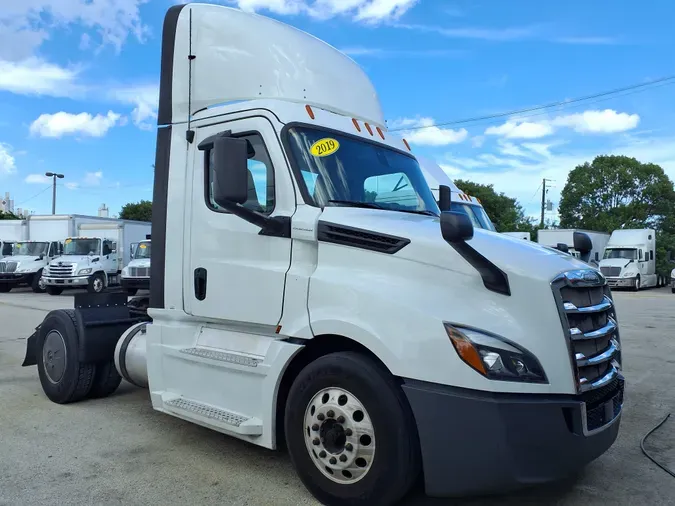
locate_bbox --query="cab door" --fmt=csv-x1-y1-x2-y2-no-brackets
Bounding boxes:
185,115,294,326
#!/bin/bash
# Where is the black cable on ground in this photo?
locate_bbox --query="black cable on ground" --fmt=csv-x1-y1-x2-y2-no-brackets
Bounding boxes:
640,413,675,478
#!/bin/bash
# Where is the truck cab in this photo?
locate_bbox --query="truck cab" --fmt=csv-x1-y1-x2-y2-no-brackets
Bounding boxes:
42,236,118,295
0,240,62,293
21,4,624,505
599,229,657,290
121,238,151,295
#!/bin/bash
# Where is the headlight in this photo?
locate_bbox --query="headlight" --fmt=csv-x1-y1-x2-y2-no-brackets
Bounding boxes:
121,267,129,276
622,271,634,278
78,268,92,275
444,324,547,383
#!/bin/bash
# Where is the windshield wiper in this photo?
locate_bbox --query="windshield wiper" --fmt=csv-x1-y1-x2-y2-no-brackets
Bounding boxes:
395,209,439,217
326,200,385,210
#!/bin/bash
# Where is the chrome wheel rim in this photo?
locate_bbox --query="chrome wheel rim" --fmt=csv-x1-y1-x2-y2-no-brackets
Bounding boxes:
303,387,376,484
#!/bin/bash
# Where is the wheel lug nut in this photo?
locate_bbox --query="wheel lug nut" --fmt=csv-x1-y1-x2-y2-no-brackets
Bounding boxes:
319,450,327,458
327,410,335,418
337,415,345,423
313,438,320,446
312,424,319,431
317,413,325,421
329,457,337,465
345,443,353,451
339,454,347,462
345,428,352,436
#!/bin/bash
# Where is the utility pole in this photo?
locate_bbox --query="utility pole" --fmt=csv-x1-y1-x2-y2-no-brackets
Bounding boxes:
540,178,552,228
45,172,65,215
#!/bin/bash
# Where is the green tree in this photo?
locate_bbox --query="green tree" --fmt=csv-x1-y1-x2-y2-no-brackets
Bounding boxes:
454,179,536,233
119,200,152,222
558,155,675,231
0,210,19,220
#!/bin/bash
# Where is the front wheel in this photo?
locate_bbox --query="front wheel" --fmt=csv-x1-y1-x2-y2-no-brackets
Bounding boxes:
31,270,46,293
87,272,106,293
46,286,63,296
633,276,641,291
285,352,421,506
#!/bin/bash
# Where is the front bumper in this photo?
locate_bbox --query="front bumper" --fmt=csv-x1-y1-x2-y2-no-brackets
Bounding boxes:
605,276,635,288
402,378,623,497
121,277,149,290
42,275,89,287
0,273,32,285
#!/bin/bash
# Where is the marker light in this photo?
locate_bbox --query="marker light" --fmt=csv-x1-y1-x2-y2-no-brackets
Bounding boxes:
376,126,385,140
402,139,411,151
352,118,361,132
305,105,315,120
364,122,373,136
444,324,547,383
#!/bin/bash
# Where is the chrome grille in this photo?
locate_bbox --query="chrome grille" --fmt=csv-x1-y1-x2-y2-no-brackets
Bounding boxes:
48,263,74,278
600,266,621,277
0,261,17,273
129,267,150,277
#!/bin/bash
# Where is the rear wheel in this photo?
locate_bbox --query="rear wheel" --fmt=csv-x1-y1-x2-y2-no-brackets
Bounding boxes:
285,352,421,506
31,270,46,293
46,286,63,296
87,272,106,293
87,360,122,399
36,310,95,404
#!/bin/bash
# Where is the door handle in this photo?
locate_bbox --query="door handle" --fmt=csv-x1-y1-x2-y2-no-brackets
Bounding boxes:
194,267,207,301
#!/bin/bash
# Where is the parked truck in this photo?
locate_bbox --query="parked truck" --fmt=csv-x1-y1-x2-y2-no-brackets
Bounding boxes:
0,240,63,293
538,229,610,267
598,228,669,290
503,231,531,241
42,219,151,295
0,218,28,258
21,4,624,505
120,237,151,295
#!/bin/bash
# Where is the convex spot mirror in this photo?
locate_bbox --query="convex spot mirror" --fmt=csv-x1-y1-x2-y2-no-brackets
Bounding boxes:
441,211,474,243
211,136,256,208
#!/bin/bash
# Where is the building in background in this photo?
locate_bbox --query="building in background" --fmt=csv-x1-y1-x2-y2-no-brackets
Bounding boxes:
98,203,109,218
1,192,14,214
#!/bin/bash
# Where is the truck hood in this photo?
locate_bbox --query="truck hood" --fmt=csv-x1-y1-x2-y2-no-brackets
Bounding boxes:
49,255,98,267
319,207,589,283
598,258,633,268
4,255,43,264
127,258,151,268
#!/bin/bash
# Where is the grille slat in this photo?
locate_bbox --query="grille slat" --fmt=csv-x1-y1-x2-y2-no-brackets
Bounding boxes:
600,266,621,277
48,263,74,278
129,267,150,277
0,261,17,273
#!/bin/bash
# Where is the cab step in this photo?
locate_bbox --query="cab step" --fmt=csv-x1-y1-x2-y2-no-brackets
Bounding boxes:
165,397,263,436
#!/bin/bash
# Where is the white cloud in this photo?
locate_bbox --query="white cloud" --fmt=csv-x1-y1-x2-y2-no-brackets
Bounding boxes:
30,111,123,138
485,109,640,139
0,58,82,97
25,174,51,184
108,83,158,130
233,0,419,22
340,47,465,58
83,171,103,186
391,117,468,146
0,144,17,175
65,182,80,190
395,22,538,41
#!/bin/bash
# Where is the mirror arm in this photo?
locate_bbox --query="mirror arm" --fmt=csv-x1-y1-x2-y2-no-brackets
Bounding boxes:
216,199,290,238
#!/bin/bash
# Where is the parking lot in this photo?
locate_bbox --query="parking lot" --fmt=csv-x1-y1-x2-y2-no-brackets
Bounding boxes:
0,287,673,506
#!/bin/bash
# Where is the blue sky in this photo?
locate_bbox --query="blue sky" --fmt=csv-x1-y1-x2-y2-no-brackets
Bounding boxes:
1,0,674,221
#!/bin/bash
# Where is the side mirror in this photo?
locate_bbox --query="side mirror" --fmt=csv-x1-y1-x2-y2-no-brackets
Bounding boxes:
438,185,452,212
440,211,474,244
573,231,592,253
556,243,569,254
212,136,250,207
39,254,44,260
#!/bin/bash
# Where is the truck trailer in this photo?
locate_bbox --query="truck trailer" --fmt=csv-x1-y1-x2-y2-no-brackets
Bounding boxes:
21,4,624,505
538,229,609,267
598,228,670,290
42,218,151,295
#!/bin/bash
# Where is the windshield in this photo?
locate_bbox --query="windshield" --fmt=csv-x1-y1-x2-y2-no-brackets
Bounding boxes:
603,248,637,260
1,242,13,256
134,242,151,259
63,238,100,255
13,242,48,256
286,127,440,215
451,202,496,232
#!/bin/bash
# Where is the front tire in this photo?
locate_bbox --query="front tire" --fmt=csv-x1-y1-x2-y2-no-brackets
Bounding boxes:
87,272,106,293
285,352,421,506
31,270,46,293
633,276,641,291
0,284,10,293
46,286,63,296
36,310,95,404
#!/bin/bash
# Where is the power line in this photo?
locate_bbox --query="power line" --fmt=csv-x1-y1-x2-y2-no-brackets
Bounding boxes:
390,74,675,132
16,185,53,206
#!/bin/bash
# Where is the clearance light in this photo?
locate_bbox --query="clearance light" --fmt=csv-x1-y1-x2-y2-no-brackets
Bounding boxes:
305,105,315,120
376,126,385,140
444,323,547,383
402,139,411,151
364,122,374,136
352,118,362,132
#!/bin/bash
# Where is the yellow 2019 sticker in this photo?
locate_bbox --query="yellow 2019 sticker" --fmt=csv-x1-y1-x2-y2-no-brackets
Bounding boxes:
65,239,72,244
310,138,340,157
139,244,147,249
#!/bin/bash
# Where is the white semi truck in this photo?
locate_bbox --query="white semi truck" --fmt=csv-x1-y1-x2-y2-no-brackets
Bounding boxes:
538,229,610,267
598,228,669,290
21,4,624,505
121,237,151,295
42,219,151,295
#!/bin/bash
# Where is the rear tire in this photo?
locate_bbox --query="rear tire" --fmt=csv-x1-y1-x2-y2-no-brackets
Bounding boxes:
46,286,63,296
0,284,10,293
36,310,96,404
87,272,106,293
87,360,122,399
285,352,421,506
31,270,46,293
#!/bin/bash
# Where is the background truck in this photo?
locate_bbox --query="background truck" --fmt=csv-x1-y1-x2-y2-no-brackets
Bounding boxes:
20,4,624,506
503,231,531,240
598,228,670,290
0,219,28,257
42,219,151,295
537,229,610,267
0,240,63,293
121,237,151,295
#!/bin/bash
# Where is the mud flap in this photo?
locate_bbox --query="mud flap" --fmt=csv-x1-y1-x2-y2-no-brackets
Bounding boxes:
22,328,40,367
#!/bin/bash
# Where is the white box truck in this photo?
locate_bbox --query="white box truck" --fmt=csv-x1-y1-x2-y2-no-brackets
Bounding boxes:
20,4,624,505
0,219,28,257
42,218,151,295
599,228,670,290
503,231,531,241
120,236,151,295
538,229,610,267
